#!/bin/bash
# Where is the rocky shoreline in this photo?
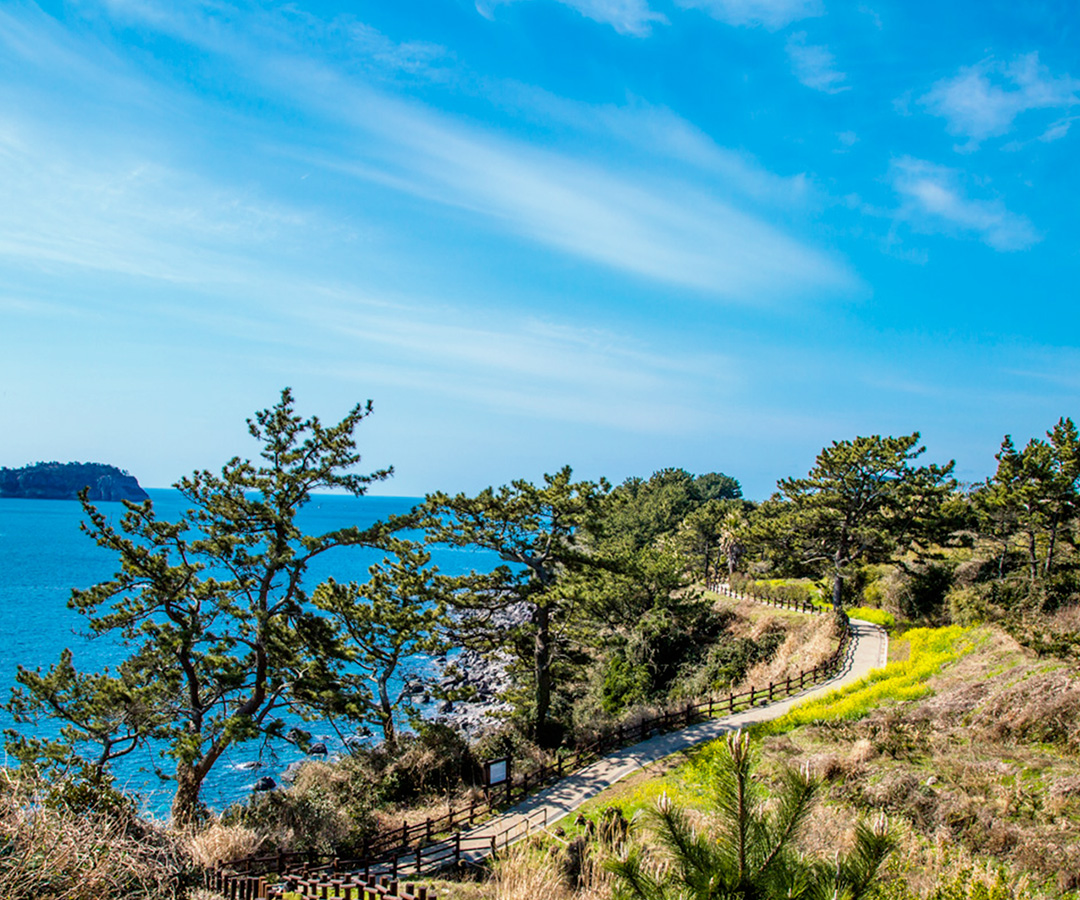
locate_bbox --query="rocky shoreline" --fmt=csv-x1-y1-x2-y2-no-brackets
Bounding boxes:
423,602,532,738
426,646,514,737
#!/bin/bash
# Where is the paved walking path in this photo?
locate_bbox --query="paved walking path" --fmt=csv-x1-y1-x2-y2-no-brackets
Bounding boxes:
429,615,889,867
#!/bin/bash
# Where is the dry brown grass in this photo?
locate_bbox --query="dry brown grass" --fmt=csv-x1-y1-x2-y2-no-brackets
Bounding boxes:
187,823,263,869
970,671,1080,753
739,613,838,690
753,624,1080,898
488,837,614,900
0,771,191,900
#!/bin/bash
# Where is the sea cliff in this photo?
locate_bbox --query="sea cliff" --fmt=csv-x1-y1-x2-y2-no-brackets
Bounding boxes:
0,462,149,502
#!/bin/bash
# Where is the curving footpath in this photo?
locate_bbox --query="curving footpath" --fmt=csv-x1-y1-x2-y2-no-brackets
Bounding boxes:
418,615,889,870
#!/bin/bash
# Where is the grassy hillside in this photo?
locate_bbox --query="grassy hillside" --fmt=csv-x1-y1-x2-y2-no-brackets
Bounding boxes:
423,613,1080,900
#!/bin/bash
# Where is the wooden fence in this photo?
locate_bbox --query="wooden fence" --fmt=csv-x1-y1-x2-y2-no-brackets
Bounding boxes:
213,581,851,895
205,867,437,899
208,809,549,898
705,577,825,614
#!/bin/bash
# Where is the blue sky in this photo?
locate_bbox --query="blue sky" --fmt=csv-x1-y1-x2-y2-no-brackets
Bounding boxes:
2,0,1078,498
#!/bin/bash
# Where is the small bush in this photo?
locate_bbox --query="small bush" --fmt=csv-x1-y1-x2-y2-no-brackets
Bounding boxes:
187,823,263,869
221,757,377,856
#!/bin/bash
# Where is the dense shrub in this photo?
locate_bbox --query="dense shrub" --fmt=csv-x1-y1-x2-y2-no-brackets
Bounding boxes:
221,757,377,856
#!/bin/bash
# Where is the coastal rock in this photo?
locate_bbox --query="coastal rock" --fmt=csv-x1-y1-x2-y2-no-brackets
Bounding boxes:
236,760,261,771
280,761,305,783
253,776,276,792
429,607,526,738
307,742,328,755
286,727,312,746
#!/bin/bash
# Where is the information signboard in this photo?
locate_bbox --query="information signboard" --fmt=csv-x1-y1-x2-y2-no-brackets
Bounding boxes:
485,757,509,787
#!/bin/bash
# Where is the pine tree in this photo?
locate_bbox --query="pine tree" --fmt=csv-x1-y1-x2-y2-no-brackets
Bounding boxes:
6,389,391,824
607,731,893,900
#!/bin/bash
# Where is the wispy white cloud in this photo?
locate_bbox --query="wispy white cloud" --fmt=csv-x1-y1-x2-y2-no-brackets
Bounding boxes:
305,94,852,299
317,302,735,432
0,112,738,438
86,2,854,301
675,0,822,30
0,115,334,289
888,157,1039,251
489,87,817,207
919,53,1080,150
476,0,667,36
785,32,848,93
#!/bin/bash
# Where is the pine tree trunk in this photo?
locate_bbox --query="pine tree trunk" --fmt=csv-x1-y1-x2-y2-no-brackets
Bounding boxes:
1045,517,1059,578
534,603,552,744
378,674,396,750
172,763,204,827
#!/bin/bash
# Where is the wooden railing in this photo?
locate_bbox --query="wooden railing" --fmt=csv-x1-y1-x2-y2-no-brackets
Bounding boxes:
706,578,825,614
205,868,437,899
215,582,851,893
209,809,550,898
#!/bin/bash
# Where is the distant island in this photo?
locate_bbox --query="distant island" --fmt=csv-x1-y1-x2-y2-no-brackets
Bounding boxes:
0,462,149,502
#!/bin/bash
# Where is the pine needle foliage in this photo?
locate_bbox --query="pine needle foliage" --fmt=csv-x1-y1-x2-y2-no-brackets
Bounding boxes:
607,731,893,900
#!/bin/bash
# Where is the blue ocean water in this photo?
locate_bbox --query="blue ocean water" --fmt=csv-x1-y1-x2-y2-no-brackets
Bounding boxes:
0,489,496,818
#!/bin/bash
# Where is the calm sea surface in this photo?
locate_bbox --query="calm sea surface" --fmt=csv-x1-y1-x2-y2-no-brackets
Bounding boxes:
0,489,496,818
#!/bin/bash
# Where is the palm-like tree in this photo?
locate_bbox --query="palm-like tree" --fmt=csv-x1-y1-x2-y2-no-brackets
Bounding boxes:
607,731,892,900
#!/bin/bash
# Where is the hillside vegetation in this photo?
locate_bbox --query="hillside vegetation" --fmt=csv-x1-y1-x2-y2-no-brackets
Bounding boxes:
423,615,1079,900
4,394,1080,899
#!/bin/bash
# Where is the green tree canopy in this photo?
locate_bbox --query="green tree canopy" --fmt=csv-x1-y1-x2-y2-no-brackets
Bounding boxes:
976,417,1080,582
6,389,392,824
692,471,742,503
677,498,751,583
311,540,451,750
422,466,609,744
591,469,742,555
775,433,956,609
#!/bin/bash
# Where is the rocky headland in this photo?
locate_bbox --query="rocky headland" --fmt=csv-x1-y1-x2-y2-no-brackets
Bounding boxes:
0,462,149,502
